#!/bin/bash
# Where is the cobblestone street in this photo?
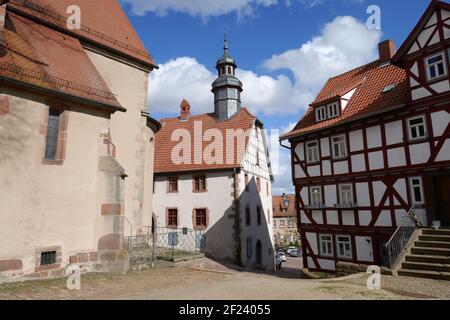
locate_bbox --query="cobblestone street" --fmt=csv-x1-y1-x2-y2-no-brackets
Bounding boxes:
0,259,449,300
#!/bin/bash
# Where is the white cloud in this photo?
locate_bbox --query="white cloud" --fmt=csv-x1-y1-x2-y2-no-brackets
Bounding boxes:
121,0,278,18
148,15,381,195
264,15,381,105
148,57,298,116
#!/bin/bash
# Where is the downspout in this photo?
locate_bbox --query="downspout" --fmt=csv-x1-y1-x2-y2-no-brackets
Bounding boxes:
233,167,243,267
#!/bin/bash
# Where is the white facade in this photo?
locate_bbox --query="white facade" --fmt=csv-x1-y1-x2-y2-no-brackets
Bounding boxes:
153,125,275,270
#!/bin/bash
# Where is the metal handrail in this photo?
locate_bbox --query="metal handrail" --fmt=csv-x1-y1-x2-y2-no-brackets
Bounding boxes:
386,204,421,268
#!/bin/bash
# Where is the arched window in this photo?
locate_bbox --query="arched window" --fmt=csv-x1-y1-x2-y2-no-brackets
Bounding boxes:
228,66,232,74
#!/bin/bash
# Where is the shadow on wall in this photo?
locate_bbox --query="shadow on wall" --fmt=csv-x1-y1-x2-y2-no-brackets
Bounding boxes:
0,94,34,172
204,176,275,272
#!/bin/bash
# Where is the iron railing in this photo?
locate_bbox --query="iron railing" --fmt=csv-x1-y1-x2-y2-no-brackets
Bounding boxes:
0,62,118,101
386,204,422,268
127,227,205,270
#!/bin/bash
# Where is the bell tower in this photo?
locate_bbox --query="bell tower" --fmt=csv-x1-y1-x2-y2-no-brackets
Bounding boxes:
211,35,243,120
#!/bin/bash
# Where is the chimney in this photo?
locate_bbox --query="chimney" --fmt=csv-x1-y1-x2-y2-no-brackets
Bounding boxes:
179,99,191,121
378,40,396,63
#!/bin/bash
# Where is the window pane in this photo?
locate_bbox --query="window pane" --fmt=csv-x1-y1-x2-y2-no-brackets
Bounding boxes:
45,109,60,160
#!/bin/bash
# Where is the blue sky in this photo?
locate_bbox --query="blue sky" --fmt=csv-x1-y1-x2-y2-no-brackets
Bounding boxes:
119,0,432,194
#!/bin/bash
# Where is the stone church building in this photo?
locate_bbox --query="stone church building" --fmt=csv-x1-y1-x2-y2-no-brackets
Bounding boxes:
0,0,159,281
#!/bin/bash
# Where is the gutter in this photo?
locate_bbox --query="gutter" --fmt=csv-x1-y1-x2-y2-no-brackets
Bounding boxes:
0,75,126,113
280,103,407,141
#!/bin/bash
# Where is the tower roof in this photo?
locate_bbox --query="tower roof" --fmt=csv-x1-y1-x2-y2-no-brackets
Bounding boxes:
216,34,237,67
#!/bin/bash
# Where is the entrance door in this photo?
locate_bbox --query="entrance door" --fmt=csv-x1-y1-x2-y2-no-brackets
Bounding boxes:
434,175,450,226
256,241,262,268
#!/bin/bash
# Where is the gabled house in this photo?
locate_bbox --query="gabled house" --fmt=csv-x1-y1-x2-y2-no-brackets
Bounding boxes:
153,40,275,270
272,194,300,248
281,0,450,273
0,0,159,281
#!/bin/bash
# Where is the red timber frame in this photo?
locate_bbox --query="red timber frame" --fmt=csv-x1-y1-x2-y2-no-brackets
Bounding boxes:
290,102,450,271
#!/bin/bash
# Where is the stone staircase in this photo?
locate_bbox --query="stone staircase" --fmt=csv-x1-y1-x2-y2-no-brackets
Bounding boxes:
398,228,450,280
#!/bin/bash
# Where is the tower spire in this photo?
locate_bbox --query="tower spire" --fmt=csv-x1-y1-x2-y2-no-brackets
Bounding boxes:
224,31,229,56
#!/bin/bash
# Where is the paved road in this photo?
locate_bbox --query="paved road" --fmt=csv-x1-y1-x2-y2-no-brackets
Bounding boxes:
0,258,449,300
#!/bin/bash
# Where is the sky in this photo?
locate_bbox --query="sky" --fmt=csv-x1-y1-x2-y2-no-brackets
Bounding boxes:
119,0,433,195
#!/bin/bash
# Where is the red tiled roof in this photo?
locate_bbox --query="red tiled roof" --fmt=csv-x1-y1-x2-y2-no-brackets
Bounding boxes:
0,11,122,109
273,195,296,218
155,108,256,174
281,60,408,140
7,0,154,67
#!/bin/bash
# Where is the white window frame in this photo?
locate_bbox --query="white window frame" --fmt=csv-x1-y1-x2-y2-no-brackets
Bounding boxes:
288,218,294,228
316,106,328,122
310,186,323,207
409,177,425,205
327,102,340,119
331,134,347,159
319,234,334,257
306,140,320,163
273,219,277,227
407,115,427,141
425,51,448,82
338,184,354,206
336,235,352,259
279,219,285,228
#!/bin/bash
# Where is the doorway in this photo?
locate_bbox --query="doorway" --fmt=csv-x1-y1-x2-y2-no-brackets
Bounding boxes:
434,175,450,226
256,240,262,269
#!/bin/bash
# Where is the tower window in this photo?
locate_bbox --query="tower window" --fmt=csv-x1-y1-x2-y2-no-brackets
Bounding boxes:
228,66,232,74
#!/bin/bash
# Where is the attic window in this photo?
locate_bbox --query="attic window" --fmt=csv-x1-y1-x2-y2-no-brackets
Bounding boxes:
315,101,340,122
382,84,397,93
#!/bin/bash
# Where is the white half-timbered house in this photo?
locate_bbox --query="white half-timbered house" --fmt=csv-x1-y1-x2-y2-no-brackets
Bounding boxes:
281,0,450,272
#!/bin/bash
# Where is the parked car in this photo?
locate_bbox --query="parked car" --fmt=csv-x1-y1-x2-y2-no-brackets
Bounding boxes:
275,254,283,270
276,251,287,263
289,249,302,257
286,246,297,255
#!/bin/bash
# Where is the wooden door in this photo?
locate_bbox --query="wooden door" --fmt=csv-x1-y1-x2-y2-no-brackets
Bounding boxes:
435,175,450,226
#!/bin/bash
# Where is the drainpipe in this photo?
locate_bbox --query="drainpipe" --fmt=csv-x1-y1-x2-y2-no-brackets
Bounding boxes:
233,168,243,266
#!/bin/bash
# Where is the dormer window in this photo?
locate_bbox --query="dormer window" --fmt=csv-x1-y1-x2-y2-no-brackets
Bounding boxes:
315,101,340,122
425,52,448,82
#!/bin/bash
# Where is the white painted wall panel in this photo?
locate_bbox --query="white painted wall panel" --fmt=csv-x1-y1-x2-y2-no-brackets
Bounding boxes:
308,165,321,177
355,183,370,206
430,80,450,93
326,211,339,225
436,140,450,162
342,211,355,226
366,126,382,148
385,121,403,145
301,211,311,224
312,211,323,224
334,161,349,175
322,160,332,176
295,143,304,161
321,138,330,157
324,185,337,207
356,237,374,262
412,87,432,100
318,259,335,271
431,111,450,137
307,257,315,269
410,143,430,165
375,211,392,227
300,188,309,206
368,151,384,170
388,147,406,168
373,181,386,206
306,232,318,254
351,154,366,172
295,164,306,179
349,129,364,152
358,211,372,226
394,179,407,204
